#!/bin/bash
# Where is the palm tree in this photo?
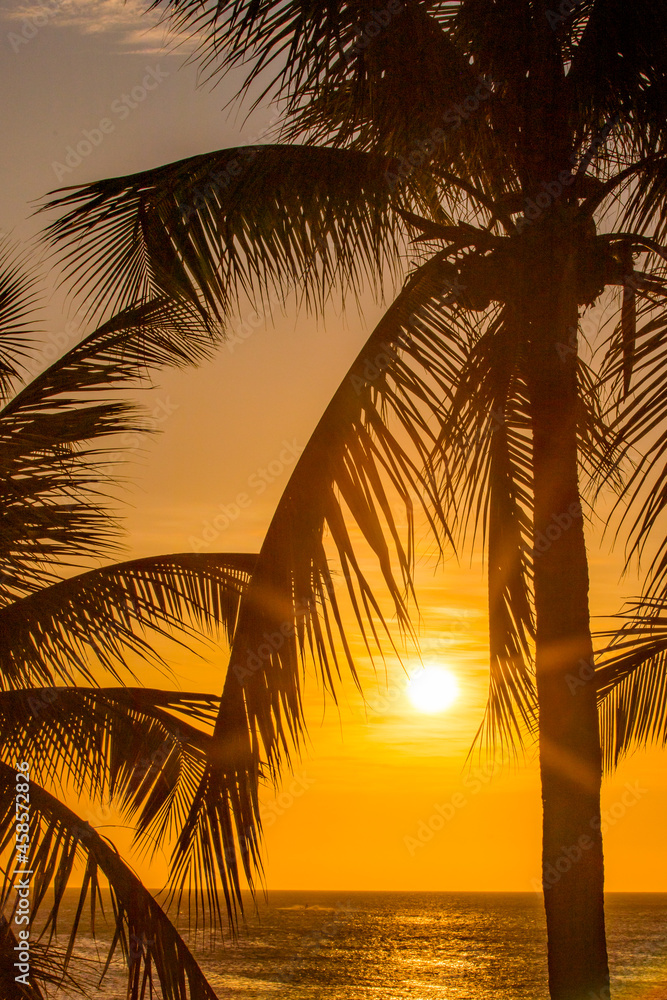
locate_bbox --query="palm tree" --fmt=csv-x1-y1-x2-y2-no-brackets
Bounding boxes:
0,241,265,998
39,4,667,999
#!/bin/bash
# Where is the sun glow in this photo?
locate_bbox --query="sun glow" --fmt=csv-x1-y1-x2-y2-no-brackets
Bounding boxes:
407,665,460,714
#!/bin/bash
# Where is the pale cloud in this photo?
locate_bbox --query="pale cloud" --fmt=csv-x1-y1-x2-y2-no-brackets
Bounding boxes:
3,0,201,55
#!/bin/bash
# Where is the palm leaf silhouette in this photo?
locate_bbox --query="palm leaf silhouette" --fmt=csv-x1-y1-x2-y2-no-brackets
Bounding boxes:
0,239,40,402
0,762,218,1000
42,146,406,324
0,293,219,600
0,552,255,687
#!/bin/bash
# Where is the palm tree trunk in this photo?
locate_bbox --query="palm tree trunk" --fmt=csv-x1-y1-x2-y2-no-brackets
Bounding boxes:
524,224,610,1000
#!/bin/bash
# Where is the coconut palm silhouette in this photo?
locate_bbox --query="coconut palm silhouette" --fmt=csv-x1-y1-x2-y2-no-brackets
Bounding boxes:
41,3,667,999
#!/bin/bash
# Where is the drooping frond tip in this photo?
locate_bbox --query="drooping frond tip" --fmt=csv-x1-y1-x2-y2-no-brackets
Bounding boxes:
0,762,220,1000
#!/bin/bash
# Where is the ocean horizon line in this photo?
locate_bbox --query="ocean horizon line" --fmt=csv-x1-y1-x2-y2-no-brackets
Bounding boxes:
127,887,667,896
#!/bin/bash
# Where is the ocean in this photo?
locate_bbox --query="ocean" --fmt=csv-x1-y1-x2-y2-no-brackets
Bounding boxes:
47,891,667,998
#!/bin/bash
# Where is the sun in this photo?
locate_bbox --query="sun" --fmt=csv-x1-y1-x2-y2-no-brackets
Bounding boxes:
407,665,459,714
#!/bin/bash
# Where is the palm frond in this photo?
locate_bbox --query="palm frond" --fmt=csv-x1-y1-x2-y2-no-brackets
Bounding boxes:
41,145,404,324
0,763,220,1000
567,0,667,162
0,240,41,403
435,304,616,753
0,915,44,1000
0,685,224,914
151,0,521,222
596,600,667,768
431,305,537,753
595,271,667,782
150,0,460,111
0,298,218,601
278,2,495,163
482,415,537,753
619,158,667,243
167,252,471,925
0,686,218,795
601,273,667,596
0,552,256,688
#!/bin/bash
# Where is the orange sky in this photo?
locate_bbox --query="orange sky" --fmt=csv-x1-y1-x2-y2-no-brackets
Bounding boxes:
109,336,666,894
1,0,664,894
